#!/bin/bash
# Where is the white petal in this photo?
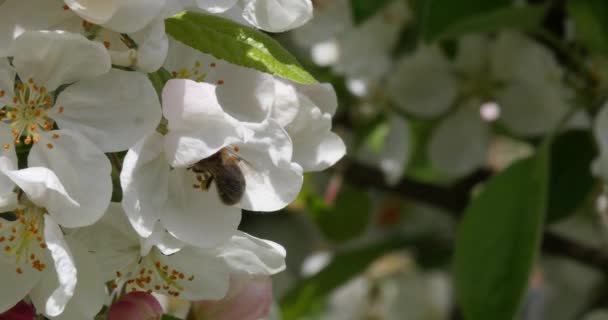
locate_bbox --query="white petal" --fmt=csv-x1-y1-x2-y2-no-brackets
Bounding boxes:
53,69,162,152
216,231,286,276
428,107,489,177
0,125,18,201
387,46,457,118
64,0,120,25
12,31,110,91
28,130,111,228
241,0,313,32
67,203,140,281
163,169,241,248
32,216,77,317
164,39,274,123
287,95,345,172
129,19,169,72
237,121,303,211
121,133,168,238
0,58,15,106
144,224,184,256
102,0,167,33
53,238,106,320
0,261,41,313
155,247,230,300
496,81,570,137
196,0,238,12
3,167,79,215
0,0,69,56
162,79,243,167
295,82,338,115
490,31,563,84
270,78,299,127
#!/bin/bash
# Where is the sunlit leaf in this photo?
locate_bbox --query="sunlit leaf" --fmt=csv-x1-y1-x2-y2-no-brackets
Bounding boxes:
454,147,549,320
165,11,317,84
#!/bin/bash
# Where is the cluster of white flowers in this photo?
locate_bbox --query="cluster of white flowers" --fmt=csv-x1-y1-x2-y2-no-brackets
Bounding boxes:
0,1,345,319
293,0,587,183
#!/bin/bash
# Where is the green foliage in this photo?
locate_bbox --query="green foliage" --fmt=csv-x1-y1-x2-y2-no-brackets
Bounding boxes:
454,148,549,320
567,0,608,54
420,0,544,42
312,185,372,243
547,130,597,223
280,234,430,320
350,0,395,25
434,6,546,41
165,11,317,84
161,315,181,320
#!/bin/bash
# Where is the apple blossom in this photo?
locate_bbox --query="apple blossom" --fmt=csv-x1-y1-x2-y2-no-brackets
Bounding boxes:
121,79,303,248
0,0,169,71
68,204,286,303
108,292,163,320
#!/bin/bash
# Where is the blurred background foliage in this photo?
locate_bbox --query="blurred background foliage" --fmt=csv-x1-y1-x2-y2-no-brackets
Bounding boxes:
197,0,608,319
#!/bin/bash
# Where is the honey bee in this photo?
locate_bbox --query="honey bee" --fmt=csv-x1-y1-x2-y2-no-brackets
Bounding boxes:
191,147,246,206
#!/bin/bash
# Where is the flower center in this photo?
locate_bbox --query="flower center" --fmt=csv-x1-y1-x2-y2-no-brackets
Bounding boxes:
0,204,48,274
111,251,195,298
2,79,60,146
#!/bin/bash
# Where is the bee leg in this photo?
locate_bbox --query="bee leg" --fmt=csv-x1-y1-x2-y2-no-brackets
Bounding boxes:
203,175,214,191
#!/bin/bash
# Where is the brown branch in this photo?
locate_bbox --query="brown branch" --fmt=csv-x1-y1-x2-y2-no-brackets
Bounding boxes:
343,160,608,272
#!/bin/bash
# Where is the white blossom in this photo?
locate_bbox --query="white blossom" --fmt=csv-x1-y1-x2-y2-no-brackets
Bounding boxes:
121,79,303,248
68,204,286,302
0,0,169,71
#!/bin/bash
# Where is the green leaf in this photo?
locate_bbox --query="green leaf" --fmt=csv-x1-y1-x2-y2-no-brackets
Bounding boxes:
547,130,596,223
280,234,433,320
421,0,518,41
165,11,316,84
454,147,549,320
351,0,394,25
434,6,546,41
568,0,608,54
161,315,181,320
148,68,173,97
312,186,372,243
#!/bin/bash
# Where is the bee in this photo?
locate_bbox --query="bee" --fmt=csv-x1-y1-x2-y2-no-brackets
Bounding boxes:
191,147,246,206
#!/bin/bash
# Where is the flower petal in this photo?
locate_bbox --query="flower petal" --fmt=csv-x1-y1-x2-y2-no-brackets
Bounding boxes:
196,0,238,12
428,106,489,178
237,121,303,211
53,69,162,152
240,0,313,32
12,31,111,91
387,46,457,118
156,247,230,300
164,40,274,123
28,130,111,228
29,215,77,317
0,261,40,313
163,169,241,248
0,58,15,106
67,203,140,281
121,133,168,238
101,0,167,33
216,231,286,276
162,79,243,167
64,0,120,26
496,80,570,137
52,238,106,320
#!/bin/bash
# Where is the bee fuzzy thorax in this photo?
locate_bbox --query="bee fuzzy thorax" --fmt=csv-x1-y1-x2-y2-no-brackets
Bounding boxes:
190,148,246,206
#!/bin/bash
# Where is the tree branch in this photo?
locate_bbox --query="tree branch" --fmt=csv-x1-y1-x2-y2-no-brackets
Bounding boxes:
343,160,608,271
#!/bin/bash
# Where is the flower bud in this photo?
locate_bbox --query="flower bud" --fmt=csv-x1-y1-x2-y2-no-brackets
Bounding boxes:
108,292,164,320
0,301,35,320
190,276,273,320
